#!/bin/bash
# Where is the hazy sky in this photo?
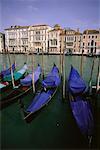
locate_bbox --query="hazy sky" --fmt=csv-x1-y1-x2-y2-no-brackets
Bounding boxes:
0,0,99,32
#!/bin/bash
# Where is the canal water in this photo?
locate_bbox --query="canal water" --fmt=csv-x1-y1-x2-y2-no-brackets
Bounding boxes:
0,54,100,149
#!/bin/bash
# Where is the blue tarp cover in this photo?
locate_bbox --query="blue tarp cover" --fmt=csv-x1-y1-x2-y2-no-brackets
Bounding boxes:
20,65,42,86
27,90,53,113
42,65,60,88
0,63,15,77
3,64,28,81
68,66,87,94
70,96,94,136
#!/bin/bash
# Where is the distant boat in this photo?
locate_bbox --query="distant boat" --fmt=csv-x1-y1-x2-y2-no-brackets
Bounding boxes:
0,64,42,109
0,63,15,80
86,53,94,57
19,64,61,123
68,66,94,146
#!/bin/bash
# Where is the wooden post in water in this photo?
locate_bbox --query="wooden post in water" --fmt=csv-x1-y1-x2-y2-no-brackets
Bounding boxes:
32,52,35,93
96,58,100,92
60,45,62,76
88,55,95,90
80,49,84,76
62,31,66,99
7,47,15,88
42,43,44,79
13,47,16,66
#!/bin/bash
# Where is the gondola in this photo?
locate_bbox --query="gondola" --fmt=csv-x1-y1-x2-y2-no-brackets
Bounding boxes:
19,64,61,123
0,63,28,92
0,63,15,80
0,64,42,109
3,63,28,82
68,66,94,147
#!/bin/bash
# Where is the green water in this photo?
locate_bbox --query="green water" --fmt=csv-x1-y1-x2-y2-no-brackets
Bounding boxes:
0,54,100,149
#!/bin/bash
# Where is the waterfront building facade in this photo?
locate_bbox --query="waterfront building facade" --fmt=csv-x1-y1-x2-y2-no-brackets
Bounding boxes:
48,24,63,54
63,28,76,54
73,29,82,55
4,24,100,55
0,32,5,53
81,29,100,55
5,25,29,53
60,28,82,55
29,24,52,54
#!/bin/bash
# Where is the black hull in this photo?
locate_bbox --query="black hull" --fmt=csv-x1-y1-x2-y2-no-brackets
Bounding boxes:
0,86,32,110
0,80,40,110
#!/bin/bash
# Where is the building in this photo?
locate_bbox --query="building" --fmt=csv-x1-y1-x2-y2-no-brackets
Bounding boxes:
5,25,29,53
74,29,82,55
60,28,82,55
29,24,52,54
4,24,100,55
82,29,100,55
48,24,63,54
64,28,76,54
0,32,5,53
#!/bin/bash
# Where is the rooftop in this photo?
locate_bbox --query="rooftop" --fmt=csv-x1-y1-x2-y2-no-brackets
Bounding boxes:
83,29,99,34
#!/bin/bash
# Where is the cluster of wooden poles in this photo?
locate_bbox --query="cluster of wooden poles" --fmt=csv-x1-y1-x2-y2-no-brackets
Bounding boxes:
3,46,100,99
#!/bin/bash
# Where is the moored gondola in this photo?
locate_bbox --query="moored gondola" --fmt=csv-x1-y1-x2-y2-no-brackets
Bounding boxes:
19,64,61,123
68,66,94,147
0,63,16,80
0,63,28,92
0,64,42,109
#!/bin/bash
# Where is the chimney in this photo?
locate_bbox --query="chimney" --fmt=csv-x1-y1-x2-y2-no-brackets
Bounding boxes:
99,28,100,34
86,30,88,35
77,28,79,33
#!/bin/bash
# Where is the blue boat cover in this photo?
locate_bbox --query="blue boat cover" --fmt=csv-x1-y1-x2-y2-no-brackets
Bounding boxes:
42,65,60,88
0,63,15,77
27,90,53,113
20,65,42,86
3,64,28,82
68,66,87,94
70,97,94,136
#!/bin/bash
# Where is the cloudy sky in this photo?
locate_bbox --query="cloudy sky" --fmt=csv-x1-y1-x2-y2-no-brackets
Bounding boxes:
0,0,99,32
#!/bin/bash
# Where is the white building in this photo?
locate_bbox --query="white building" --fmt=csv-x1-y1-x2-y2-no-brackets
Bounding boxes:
60,28,82,55
29,24,52,54
82,29,100,55
64,28,76,54
74,29,82,55
48,24,63,54
5,25,29,53
0,32,5,53
4,24,100,55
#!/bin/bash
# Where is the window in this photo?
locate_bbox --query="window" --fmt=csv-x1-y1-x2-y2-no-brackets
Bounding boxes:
92,36,94,38
89,36,90,38
83,43,84,46
55,40,57,45
88,43,89,46
96,36,97,38
84,36,85,38
36,31,40,34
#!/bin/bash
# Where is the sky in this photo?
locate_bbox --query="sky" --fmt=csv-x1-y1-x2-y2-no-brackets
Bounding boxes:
0,0,99,32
